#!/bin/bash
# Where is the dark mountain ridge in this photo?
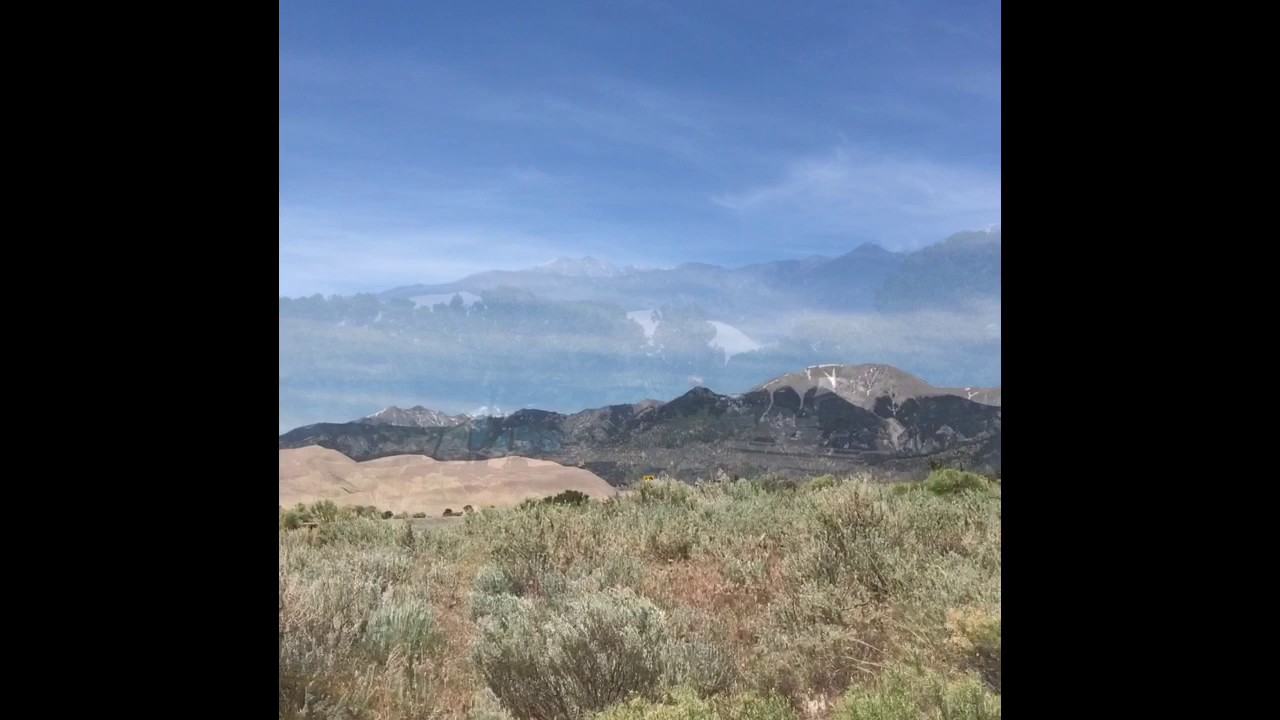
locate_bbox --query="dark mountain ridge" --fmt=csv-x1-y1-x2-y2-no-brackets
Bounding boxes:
280,364,1000,484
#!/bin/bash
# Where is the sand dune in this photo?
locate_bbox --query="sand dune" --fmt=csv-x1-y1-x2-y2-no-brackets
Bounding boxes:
280,446,616,515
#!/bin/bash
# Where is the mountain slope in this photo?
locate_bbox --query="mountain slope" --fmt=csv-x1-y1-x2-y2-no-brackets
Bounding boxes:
875,229,1000,312
361,406,471,427
756,363,1000,409
280,364,1000,484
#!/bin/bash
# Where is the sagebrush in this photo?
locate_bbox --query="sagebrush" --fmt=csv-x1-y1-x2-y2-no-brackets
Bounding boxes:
279,475,1000,719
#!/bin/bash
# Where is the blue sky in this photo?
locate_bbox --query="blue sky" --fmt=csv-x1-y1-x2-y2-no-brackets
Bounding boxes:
280,0,1000,298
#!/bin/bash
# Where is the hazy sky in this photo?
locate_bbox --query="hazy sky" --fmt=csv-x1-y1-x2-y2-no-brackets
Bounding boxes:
280,0,1001,297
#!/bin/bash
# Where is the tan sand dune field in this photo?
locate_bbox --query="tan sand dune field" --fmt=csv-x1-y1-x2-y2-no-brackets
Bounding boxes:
280,445,617,515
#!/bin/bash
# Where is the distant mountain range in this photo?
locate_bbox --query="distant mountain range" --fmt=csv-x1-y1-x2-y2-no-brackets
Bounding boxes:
279,228,999,433
528,256,631,278
362,406,471,428
280,363,1001,484
375,240,922,324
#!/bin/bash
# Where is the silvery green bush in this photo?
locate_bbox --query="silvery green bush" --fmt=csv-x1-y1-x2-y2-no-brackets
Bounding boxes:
474,588,669,719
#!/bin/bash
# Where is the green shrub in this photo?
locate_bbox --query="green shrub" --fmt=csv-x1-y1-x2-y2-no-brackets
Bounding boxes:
313,517,401,547
280,509,303,531
593,687,797,720
519,490,593,510
361,595,441,665
804,489,900,597
381,510,394,519
922,469,989,497
833,680,916,720
469,687,516,720
470,546,642,619
726,693,799,720
946,606,1001,692
831,666,1000,720
474,588,669,719
636,479,697,508
661,638,737,697
480,530,558,599
310,499,340,523
644,512,699,562
290,502,314,524
807,474,839,491
471,564,520,616
752,474,802,493
889,482,921,496
718,550,770,591
745,619,882,705
547,489,591,506
279,573,384,713
593,687,715,720
412,512,427,518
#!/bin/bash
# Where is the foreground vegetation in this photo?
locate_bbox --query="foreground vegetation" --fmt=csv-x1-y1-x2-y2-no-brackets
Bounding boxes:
279,470,1001,719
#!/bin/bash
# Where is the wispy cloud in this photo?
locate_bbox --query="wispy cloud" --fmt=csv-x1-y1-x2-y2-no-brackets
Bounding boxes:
782,299,1000,349
464,78,730,178
279,205,567,296
280,5,1000,292
713,144,1000,247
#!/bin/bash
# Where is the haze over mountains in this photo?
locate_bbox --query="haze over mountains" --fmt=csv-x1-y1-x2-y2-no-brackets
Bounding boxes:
279,227,1000,433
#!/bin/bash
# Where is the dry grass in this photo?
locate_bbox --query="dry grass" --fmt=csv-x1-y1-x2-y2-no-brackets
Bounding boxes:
279,471,1000,719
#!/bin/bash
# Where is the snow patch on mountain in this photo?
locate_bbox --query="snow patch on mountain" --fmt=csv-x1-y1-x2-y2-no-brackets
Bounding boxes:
627,310,660,344
532,256,624,278
708,321,762,361
627,310,760,363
